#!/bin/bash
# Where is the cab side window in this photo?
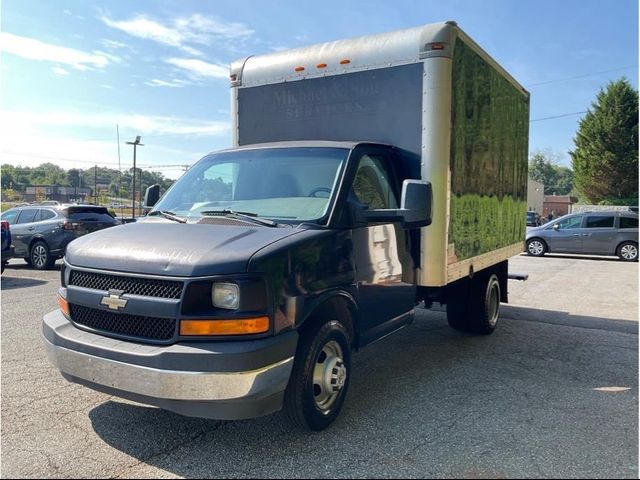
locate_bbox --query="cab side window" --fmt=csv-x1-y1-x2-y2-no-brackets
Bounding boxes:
352,154,398,210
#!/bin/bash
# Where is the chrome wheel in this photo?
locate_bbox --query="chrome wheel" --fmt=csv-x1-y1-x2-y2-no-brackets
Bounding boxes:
312,340,347,413
487,279,500,327
32,244,48,268
620,244,638,260
527,240,545,256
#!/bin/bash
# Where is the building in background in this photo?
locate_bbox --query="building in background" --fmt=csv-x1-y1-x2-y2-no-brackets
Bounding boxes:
527,179,544,214
24,185,93,203
543,195,578,218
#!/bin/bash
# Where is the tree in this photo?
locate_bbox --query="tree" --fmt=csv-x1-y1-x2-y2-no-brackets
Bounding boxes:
570,78,638,204
528,150,574,195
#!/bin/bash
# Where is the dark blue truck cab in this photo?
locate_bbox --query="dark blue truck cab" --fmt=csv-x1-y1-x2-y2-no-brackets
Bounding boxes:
43,22,529,430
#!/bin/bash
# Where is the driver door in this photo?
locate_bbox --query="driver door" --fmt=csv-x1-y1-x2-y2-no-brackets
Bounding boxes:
348,148,416,345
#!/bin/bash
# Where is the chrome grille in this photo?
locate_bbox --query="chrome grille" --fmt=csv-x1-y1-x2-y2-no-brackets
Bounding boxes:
70,304,176,342
69,270,183,299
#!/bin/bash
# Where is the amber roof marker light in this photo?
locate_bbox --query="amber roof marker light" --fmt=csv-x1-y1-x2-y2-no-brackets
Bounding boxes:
294,66,305,72
339,59,351,65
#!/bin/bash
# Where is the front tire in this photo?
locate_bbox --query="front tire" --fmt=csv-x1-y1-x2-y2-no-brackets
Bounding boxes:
30,241,54,270
617,241,638,262
284,319,351,431
526,238,547,257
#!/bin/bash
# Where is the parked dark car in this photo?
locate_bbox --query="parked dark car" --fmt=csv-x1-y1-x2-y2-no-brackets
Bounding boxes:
526,211,542,227
1,220,15,273
525,211,639,261
0,204,120,270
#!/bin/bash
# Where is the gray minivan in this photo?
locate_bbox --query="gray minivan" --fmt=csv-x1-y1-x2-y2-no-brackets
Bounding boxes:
526,211,639,261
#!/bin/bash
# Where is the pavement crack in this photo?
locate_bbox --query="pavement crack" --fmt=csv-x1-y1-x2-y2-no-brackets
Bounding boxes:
107,421,228,479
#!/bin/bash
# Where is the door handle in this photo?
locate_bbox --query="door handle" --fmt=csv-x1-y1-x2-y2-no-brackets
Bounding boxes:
572,234,581,236
581,234,592,236
27,227,35,231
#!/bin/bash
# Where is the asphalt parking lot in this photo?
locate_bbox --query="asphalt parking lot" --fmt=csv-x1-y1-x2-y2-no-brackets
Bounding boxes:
1,254,638,478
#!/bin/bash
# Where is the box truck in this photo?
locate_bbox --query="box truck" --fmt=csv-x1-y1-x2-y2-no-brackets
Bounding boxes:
43,21,529,430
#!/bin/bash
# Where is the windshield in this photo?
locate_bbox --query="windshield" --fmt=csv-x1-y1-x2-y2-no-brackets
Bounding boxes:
153,147,348,222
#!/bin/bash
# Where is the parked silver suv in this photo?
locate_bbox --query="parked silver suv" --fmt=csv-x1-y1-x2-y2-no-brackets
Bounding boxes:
526,211,638,261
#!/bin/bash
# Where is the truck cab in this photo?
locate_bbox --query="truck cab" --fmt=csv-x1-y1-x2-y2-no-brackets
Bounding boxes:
44,141,431,430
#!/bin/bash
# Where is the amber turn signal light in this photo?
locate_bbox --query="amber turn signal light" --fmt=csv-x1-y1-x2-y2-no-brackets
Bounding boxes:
58,295,70,317
180,317,269,336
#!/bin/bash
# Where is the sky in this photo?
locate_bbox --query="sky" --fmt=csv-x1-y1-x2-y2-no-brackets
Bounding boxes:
0,0,638,180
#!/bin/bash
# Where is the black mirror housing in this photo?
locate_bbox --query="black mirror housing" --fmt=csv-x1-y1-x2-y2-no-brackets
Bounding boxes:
143,184,160,209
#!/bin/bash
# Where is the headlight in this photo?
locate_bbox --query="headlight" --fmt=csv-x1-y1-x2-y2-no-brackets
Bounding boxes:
212,282,240,310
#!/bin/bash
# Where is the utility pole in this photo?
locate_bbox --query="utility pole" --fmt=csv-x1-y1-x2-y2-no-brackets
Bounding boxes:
117,125,122,211
94,165,98,205
126,136,144,217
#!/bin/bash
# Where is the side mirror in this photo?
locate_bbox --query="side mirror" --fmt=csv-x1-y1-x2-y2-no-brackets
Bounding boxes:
400,180,432,228
553,223,560,231
143,184,160,209
354,180,432,229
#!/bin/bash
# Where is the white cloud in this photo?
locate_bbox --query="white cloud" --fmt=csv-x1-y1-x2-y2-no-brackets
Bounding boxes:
94,50,122,64
0,110,229,179
165,58,228,79
145,78,190,88
0,109,230,137
52,66,69,76
0,32,109,70
99,13,254,55
101,39,128,50
101,15,183,48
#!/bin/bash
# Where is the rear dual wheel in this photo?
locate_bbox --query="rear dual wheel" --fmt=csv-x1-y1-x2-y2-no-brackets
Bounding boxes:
447,272,501,335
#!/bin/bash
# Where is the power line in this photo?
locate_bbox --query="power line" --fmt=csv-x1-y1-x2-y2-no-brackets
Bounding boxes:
526,65,637,88
530,111,587,122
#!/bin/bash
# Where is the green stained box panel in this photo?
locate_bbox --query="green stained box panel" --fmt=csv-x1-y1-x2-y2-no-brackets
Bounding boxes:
448,38,529,262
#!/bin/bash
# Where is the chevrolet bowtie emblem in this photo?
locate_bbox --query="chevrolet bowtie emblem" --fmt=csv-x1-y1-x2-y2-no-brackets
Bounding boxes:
101,290,128,310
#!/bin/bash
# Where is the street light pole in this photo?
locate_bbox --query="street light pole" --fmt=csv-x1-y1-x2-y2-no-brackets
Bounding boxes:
126,136,144,218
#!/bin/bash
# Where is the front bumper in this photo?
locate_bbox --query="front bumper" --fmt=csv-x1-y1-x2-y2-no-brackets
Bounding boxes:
43,309,298,420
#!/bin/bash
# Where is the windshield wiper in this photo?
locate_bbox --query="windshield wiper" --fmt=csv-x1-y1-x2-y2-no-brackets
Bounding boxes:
148,210,187,223
200,209,278,227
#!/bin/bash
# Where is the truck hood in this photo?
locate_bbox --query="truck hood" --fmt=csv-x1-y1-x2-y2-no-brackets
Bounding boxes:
65,220,304,276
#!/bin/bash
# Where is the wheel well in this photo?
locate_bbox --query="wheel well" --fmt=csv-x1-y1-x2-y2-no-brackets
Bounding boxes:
299,296,356,348
616,240,638,253
28,237,47,253
527,237,548,250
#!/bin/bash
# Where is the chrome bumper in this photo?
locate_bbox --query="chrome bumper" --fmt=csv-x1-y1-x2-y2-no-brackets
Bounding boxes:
44,337,293,401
